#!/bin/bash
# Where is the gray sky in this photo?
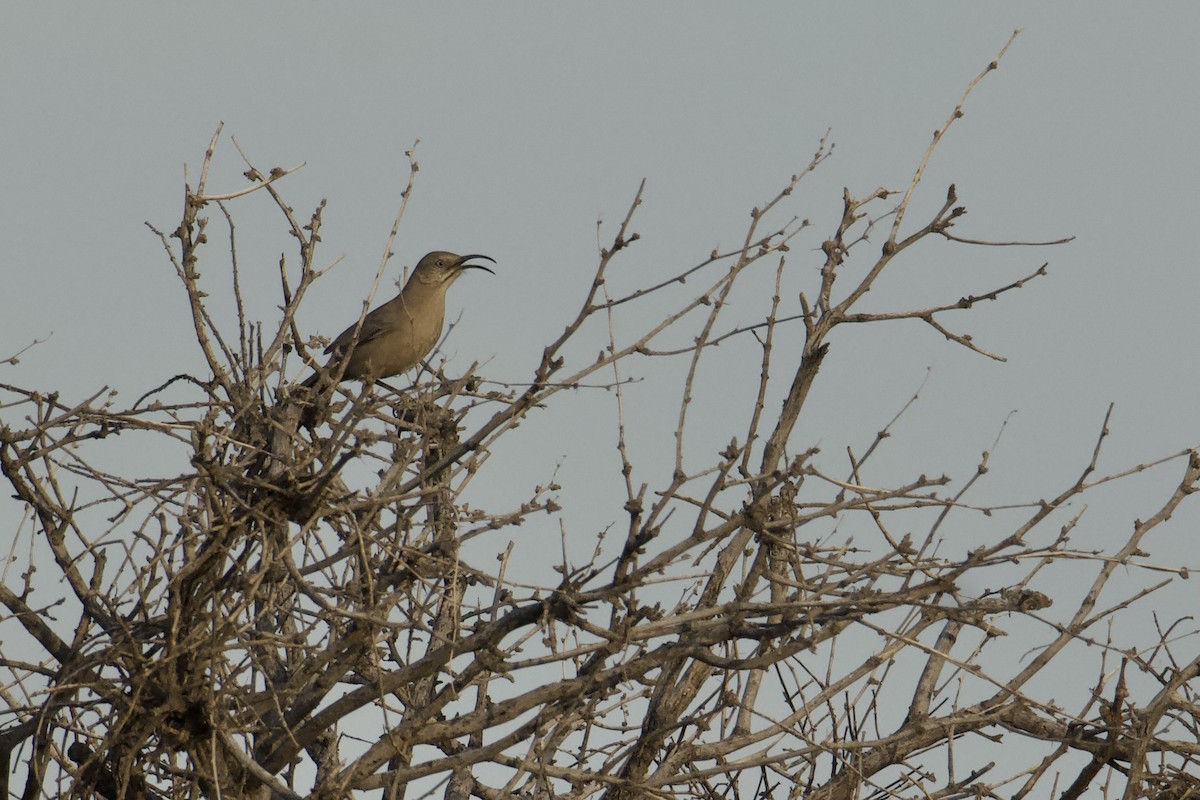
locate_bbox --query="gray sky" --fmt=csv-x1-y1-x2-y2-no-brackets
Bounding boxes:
2,2,1198,775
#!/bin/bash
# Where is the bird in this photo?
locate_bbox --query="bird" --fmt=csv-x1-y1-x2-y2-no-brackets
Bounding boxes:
302,251,495,389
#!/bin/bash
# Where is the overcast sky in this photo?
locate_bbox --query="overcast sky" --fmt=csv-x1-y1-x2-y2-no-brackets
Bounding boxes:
3,2,1198,741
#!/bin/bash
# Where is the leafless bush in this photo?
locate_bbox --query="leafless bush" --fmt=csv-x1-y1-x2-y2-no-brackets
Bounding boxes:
3,33,1198,800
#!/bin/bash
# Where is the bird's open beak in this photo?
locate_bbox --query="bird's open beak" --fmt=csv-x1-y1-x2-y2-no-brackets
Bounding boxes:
455,254,496,275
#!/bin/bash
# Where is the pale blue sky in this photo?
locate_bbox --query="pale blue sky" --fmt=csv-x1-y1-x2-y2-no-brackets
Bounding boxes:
2,6,1198,782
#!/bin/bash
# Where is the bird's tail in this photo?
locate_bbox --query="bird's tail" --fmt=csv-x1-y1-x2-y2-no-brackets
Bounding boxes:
296,369,335,427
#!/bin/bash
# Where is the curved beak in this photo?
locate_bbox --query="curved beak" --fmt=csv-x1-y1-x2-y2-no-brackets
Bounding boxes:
455,254,496,275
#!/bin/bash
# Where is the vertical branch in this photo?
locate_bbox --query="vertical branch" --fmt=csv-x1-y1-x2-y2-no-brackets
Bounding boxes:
888,29,1021,245
382,398,467,800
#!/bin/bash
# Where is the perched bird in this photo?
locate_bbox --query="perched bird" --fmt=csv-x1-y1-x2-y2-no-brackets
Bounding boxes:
302,251,495,388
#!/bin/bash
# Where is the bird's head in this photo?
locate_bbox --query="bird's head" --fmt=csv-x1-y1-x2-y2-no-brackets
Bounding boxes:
413,251,496,286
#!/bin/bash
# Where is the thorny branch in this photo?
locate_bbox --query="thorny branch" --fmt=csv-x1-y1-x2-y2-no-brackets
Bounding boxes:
2,31,1198,800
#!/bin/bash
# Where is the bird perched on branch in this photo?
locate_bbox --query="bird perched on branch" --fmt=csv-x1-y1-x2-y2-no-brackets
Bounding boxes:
302,251,495,389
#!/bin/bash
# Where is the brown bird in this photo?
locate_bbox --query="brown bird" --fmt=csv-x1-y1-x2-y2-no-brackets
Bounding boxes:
302,251,495,388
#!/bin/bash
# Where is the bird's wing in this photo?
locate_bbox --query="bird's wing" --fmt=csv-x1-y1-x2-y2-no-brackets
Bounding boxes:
324,302,394,355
